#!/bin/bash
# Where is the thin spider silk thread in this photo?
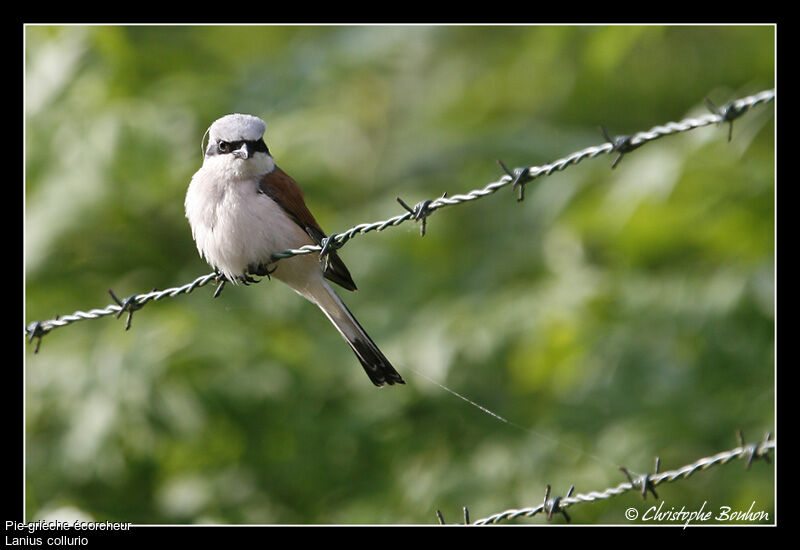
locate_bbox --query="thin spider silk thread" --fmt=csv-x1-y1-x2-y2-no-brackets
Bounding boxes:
406,367,625,472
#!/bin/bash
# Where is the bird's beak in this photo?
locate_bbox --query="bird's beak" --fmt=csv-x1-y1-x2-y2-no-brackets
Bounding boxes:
232,142,250,160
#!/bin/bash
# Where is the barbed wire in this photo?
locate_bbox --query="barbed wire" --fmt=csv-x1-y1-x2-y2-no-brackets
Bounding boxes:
435,430,775,525
25,89,775,350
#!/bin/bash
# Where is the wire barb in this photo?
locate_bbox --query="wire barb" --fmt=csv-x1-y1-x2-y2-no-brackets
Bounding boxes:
108,289,145,331
396,193,446,236
738,429,772,469
434,506,471,525
25,320,52,354
318,232,346,272
620,456,660,501
212,272,227,298
544,484,574,523
705,97,747,142
600,126,645,169
497,159,532,202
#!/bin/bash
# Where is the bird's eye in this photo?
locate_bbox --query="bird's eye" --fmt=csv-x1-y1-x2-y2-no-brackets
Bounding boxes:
218,140,230,153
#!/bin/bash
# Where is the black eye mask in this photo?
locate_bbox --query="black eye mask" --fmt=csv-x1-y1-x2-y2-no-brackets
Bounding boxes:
207,138,270,157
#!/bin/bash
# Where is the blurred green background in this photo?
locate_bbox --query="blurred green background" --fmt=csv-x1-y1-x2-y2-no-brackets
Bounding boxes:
24,25,774,525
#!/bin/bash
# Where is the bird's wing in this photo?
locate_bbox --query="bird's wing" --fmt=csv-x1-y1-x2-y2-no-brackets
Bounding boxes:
258,167,358,291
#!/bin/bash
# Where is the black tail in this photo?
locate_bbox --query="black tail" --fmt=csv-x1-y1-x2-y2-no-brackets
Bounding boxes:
346,320,405,387
312,282,404,387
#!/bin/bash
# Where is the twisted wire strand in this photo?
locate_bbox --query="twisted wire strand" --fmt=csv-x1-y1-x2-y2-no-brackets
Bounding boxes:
25,272,219,337
25,89,775,342
470,436,775,525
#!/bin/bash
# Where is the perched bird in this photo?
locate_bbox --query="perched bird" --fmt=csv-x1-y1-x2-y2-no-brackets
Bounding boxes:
185,114,404,387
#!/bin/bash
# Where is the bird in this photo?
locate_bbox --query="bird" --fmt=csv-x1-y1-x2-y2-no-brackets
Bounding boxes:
185,113,404,387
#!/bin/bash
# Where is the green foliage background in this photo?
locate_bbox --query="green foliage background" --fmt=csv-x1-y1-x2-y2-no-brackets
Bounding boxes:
24,25,774,525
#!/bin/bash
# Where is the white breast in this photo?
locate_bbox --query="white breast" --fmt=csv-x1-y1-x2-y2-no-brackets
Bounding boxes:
185,157,314,282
